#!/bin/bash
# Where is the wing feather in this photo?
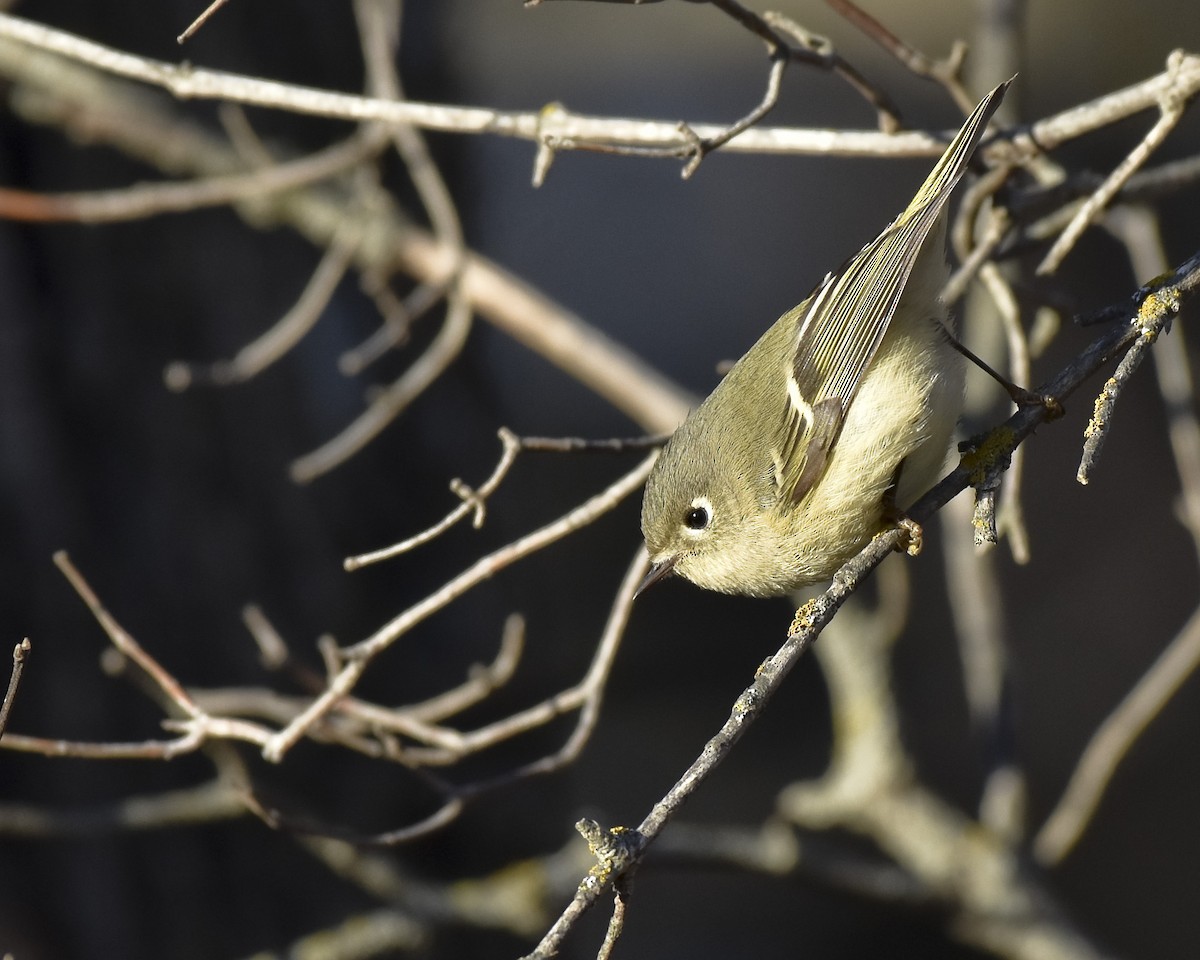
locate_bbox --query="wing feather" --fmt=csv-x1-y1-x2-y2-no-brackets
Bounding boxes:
777,79,1010,504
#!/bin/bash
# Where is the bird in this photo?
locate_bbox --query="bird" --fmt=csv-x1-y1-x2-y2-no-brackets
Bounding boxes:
640,81,1010,597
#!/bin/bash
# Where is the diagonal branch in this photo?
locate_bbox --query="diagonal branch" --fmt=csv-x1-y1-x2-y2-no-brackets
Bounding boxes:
521,246,1200,959
0,14,1195,161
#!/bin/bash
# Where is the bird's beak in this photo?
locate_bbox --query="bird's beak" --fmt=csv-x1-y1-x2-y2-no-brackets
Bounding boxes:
636,555,677,597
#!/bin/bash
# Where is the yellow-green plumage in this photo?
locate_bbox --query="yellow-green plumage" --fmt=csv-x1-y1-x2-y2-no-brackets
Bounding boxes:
640,82,1009,597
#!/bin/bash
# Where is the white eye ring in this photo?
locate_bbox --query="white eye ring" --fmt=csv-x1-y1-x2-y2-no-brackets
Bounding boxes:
682,496,713,535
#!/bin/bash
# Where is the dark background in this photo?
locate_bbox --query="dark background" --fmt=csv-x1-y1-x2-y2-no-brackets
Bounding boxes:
1,1,1199,957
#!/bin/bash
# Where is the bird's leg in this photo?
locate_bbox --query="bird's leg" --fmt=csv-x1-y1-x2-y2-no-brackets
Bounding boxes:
943,330,1065,419
879,460,923,558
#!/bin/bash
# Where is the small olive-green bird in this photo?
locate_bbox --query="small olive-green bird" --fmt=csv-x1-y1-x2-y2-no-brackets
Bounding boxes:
640,81,1009,597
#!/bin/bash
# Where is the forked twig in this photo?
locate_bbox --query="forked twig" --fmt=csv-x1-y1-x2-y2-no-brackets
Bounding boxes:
345,428,523,570
289,295,473,484
1077,282,1186,484
826,0,973,112
1038,53,1193,276
165,221,360,390
53,551,200,720
261,454,655,762
527,0,901,178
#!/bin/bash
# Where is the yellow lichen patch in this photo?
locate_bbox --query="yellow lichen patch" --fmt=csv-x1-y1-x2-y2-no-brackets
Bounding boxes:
1136,284,1181,338
734,688,762,715
1083,386,1114,441
789,598,819,636
577,821,639,884
960,427,1017,487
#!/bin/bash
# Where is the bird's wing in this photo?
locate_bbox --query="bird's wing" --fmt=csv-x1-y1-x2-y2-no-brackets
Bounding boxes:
774,79,1010,505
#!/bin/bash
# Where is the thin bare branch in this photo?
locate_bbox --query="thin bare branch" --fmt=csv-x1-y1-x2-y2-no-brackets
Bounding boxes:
518,434,671,453
459,547,645,782
0,728,208,759
0,777,247,836
338,278,445,376
404,613,526,724
176,0,233,44
759,9,901,132
53,551,201,720
165,221,359,390
0,130,386,223
1015,154,1200,247
261,454,655,762
1077,283,1185,484
345,428,522,570
1038,52,1193,276
369,547,643,777
289,294,474,483
1112,207,1200,563
241,781,467,846
226,609,524,746
241,604,291,671
595,884,628,960
977,263,1032,562
1,13,1195,163
943,203,1013,309
1018,53,1200,154
0,639,31,741
1034,602,1200,865
826,0,973,113
530,0,902,178
355,0,465,290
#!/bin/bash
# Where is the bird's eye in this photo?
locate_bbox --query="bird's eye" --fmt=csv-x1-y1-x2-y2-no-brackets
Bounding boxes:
684,505,710,530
